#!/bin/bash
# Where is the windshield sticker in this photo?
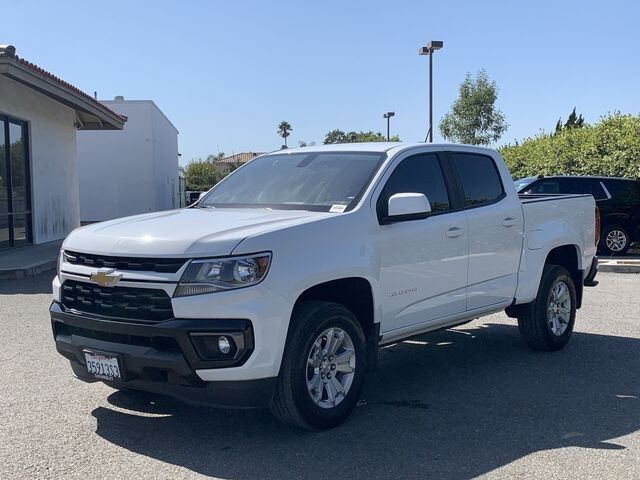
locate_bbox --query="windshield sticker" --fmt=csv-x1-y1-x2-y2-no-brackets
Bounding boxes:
329,204,347,213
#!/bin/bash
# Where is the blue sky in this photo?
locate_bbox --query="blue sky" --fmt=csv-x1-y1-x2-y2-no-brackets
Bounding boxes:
4,0,640,164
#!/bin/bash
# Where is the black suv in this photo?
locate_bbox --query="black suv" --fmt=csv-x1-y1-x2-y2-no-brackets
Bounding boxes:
515,175,640,255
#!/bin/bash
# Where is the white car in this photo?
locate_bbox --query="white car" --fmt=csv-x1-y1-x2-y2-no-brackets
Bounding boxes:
51,143,598,430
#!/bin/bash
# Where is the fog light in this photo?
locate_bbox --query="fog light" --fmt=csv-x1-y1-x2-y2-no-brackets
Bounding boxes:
218,336,231,354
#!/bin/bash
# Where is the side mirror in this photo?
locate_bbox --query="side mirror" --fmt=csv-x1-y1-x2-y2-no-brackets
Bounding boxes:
387,193,431,220
198,191,207,201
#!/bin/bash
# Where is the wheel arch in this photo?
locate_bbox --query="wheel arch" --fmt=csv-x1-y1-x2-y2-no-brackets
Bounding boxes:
292,277,376,341
509,243,584,318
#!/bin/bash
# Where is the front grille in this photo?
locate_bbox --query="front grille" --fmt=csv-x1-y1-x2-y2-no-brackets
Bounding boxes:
54,323,182,353
64,251,187,273
61,280,174,322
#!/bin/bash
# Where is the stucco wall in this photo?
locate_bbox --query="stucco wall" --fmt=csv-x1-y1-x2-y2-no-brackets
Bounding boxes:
0,75,80,244
151,103,180,210
77,100,179,222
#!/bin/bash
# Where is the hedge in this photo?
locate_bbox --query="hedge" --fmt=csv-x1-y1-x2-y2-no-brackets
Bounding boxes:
499,113,640,180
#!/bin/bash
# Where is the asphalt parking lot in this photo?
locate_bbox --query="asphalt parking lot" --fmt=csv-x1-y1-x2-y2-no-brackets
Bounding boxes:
1,272,639,480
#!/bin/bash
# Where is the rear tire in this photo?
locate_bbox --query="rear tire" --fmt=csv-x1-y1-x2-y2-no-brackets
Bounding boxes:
518,265,576,351
270,301,367,430
600,224,630,256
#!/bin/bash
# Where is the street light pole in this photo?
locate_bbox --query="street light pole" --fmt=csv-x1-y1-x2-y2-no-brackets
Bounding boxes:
418,40,444,143
383,111,395,141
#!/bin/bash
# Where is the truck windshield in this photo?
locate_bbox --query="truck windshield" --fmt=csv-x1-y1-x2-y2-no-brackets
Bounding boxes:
514,177,537,192
198,151,386,211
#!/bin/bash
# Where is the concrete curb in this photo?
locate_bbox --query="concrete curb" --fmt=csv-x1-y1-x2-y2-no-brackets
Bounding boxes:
598,258,640,274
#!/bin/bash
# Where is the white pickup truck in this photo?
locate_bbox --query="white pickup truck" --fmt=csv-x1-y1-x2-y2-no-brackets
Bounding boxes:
51,143,598,430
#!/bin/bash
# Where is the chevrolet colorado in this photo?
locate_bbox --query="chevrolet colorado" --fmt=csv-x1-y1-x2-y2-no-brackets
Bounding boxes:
51,143,598,430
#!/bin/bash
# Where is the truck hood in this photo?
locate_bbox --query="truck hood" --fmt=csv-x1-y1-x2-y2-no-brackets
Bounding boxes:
63,208,328,257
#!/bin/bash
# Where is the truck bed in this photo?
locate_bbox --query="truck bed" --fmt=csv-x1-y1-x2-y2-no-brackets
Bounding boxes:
514,193,597,305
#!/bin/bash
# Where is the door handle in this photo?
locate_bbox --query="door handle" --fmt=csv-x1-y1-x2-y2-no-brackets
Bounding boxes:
501,217,517,227
446,227,465,238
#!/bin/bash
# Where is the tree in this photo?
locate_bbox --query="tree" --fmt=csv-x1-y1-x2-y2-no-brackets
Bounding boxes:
183,152,227,191
555,107,585,134
277,121,292,148
439,69,508,145
323,129,400,144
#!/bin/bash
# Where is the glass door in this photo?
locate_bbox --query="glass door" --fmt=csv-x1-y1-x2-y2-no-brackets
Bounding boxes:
0,114,32,250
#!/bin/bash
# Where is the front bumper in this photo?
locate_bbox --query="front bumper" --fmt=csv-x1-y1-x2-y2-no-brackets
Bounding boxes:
50,302,276,407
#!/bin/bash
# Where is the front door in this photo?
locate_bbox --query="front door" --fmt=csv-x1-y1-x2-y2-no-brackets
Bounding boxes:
377,152,469,334
0,115,31,251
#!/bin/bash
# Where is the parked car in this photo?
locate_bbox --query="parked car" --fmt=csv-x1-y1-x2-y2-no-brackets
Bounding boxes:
52,144,598,430
516,175,640,255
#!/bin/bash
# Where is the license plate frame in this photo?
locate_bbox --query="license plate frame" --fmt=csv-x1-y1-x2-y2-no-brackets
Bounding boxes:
83,350,123,382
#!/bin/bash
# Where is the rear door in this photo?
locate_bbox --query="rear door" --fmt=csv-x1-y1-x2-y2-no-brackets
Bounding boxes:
448,151,523,310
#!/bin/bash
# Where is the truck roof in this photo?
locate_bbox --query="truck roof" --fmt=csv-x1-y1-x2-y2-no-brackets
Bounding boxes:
523,174,639,182
266,142,498,155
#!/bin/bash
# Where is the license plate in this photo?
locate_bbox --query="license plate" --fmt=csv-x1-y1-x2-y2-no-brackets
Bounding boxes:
84,351,122,381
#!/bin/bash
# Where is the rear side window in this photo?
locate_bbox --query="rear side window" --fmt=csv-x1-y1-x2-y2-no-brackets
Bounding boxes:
604,180,640,204
451,153,505,207
378,153,450,217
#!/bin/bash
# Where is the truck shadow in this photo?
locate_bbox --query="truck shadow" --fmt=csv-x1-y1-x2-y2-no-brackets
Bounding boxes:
92,323,640,480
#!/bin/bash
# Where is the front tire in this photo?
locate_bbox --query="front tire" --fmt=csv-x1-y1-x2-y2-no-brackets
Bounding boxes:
518,265,577,351
270,301,367,430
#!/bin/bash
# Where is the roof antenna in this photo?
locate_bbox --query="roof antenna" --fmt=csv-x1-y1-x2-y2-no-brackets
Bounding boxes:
94,91,97,100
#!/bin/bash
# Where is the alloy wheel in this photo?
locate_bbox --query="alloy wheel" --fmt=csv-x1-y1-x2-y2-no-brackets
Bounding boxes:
547,280,571,336
605,229,628,253
306,327,356,409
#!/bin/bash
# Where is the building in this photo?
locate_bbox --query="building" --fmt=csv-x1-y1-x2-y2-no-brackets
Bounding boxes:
218,152,264,164
76,97,179,222
211,151,265,178
0,44,125,252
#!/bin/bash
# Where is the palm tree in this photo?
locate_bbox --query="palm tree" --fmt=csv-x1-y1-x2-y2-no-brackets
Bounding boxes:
277,121,292,148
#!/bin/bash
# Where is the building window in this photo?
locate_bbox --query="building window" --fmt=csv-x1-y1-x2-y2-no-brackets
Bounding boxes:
0,114,32,250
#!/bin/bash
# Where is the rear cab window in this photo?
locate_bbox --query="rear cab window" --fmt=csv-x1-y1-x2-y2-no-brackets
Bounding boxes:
450,153,505,207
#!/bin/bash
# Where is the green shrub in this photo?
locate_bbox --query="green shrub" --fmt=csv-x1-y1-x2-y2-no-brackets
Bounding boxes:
499,113,640,180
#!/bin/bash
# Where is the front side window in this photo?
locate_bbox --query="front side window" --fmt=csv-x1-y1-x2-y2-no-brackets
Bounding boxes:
536,180,558,194
199,151,385,212
377,153,450,218
451,153,504,206
559,178,592,195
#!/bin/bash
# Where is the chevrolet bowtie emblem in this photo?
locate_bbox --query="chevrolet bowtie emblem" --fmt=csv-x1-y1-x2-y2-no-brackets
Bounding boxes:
90,268,123,287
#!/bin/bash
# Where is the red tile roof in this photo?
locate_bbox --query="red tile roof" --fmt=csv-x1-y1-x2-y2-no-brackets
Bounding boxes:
0,45,126,125
15,57,126,122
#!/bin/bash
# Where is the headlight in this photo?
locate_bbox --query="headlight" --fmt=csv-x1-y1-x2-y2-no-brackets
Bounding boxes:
174,252,271,297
